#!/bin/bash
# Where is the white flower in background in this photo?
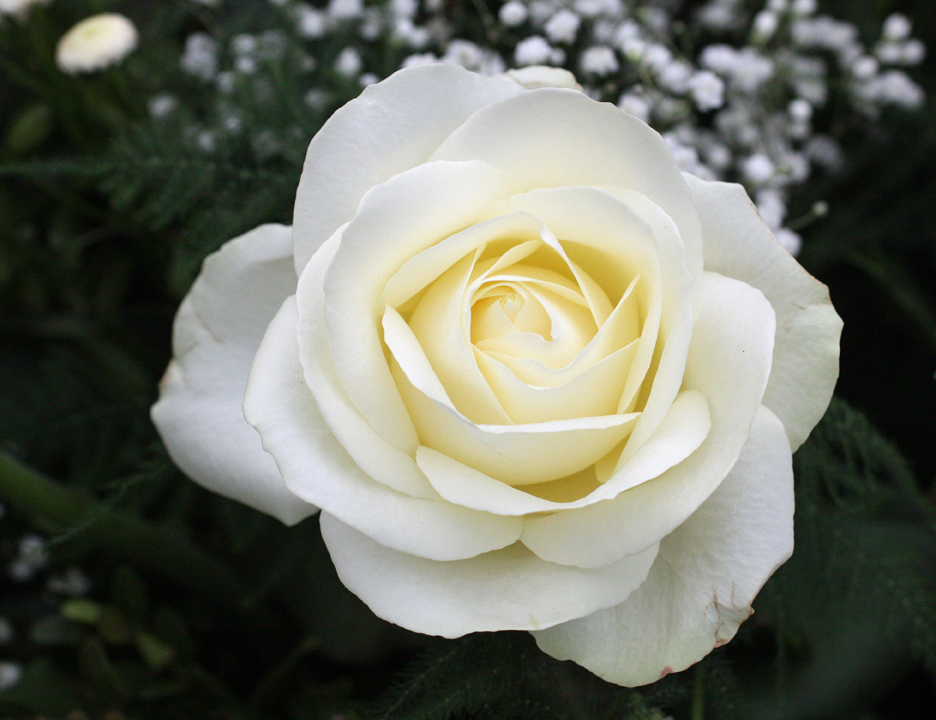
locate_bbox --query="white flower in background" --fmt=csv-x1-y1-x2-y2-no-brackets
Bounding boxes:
851,55,878,80
0,662,21,692
295,5,327,39
617,91,651,123
788,98,812,122
402,52,438,68
688,71,725,111
304,88,331,109
752,10,779,41
756,188,786,229
47,567,92,596
55,13,138,74
499,1,528,27
529,0,558,26
774,228,802,256
699,44,738,76
697,0,743,31
743,153,777,184
883,13,912,42
328,0,363,20
658,61,693,95
8,534,48,581
442,39,484,70
642,43,672,72
791,0,816,15
148,93,178,118
361,9,385,41
575,0,621,18
580,45,619,75
515,36,555,66
862,70,925,110
153,63,840,688
180,33,218,81
545,10,581,45
730,49,774,92
391,0,419,19
0,0,51,18
335,46,363,77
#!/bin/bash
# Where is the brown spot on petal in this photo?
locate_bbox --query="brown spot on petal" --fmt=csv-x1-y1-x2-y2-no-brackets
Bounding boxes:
659,666,673,679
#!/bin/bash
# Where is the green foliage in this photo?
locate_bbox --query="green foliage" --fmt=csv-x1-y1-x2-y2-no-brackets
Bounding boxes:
369,632,673,720
748,398,936,719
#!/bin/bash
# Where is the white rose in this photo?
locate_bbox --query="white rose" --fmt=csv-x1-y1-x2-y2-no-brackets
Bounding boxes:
152,64,841,686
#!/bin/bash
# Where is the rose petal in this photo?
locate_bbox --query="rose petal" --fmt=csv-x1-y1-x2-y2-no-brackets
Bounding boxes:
521,272,775,567
320,160,507,452
431,87,703,317
532,405,794,687
151,224,315,525
684,174,842,450
292,64,522,273
297,230,438,498
406,248,513,425
480,273,641,389
494,186,694,453
384,306,640,485
321,512,660,637
245,295,525,560
474,343,637,424
417,389,707,515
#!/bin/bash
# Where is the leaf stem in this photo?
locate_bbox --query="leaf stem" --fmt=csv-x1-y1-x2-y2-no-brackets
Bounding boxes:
0,450,246,614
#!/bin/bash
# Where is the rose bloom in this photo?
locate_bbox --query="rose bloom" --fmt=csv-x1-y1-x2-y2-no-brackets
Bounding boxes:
55,13,138,75
152,65,841,686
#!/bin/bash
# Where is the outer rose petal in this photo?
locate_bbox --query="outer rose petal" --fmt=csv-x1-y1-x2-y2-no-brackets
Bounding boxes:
151,225,316,525
292,64,522,273
683,174,842,450
245,296,525,561
532,405,794,687
321,160,507,455
431,87,704,320
320,512,659,637
520,272,775,568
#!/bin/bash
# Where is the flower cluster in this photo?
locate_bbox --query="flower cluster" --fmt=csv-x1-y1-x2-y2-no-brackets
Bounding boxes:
161,0,925,256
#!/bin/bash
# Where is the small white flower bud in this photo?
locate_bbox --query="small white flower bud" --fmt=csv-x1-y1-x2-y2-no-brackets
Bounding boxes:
56,13,138,74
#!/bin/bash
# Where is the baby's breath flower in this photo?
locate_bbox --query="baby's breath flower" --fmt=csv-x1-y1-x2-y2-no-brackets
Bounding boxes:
617,91,651,122
580,45,619,76
328,0,363,21
545,10,581,45
335,46,363,76
515,36,555,66
774,228,802,255
499,1,528,27
181,33,219,80
742,152,776,184
402,52,438,68
0,663,21,692
443,39,484,70
295,5,326,38
883,13,912,42
688,70,725,111
148,93,178,118
752,10,779,41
